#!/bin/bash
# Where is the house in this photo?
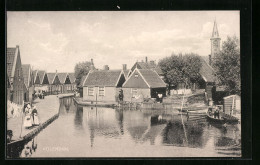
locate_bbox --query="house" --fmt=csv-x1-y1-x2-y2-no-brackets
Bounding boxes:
122,68,167,102
78,75,87,97
43,73,60,95
21,64,34,102
129,57,164,79
83,70,126,102
34,70,47,92
7,46,25,105
223,95,241,116
57,73,73,93
68,73,77,92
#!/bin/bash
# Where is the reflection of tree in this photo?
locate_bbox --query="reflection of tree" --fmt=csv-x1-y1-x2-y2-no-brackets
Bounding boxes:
162,121,206,148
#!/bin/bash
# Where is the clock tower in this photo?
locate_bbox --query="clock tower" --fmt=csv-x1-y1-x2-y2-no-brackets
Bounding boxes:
210,19,221,62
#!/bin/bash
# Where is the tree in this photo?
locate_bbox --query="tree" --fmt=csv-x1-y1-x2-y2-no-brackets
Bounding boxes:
213,36,240,95
158,53,202,92
74,61,94,85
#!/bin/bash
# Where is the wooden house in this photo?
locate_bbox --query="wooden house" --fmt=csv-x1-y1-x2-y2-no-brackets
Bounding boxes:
57,73,73,93
68,73,77,92
21,64,34,102
42,73,61,95
7,46,25,105
223,95,241,116
122,68,167,102
78,75,87,97
83,70,126,102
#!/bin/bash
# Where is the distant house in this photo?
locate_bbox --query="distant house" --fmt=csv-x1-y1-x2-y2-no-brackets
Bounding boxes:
43,73,60,95
78,75,87,97
7,46,25,105
122,68,167,102
34,70,46,92
129,57,164,79
57,73,73,93
83,70,126,102
68,73,77,92
22,64,34,102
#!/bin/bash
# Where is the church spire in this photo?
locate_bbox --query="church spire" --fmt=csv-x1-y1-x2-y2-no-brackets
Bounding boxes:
211,19,219,38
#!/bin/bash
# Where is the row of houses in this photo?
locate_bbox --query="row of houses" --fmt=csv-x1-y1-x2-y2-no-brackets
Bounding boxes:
79,56,215,103
6,46,77,105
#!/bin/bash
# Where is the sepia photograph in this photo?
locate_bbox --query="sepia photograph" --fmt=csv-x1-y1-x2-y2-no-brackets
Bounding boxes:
6,11,241,158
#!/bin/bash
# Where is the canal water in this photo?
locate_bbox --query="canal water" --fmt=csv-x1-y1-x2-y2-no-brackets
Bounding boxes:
16,97,241,157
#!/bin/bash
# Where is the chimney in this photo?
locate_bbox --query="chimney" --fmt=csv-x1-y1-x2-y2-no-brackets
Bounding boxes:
16,45,19,49
209,55,212,66
103,65,109,70
91,59,93,65
123,64,127,71
145,56,148,63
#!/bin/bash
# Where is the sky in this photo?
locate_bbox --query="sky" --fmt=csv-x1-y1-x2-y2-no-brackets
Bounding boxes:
7,11,240,72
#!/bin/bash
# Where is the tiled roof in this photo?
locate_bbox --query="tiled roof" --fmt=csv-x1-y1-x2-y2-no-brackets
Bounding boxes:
84,70,122,87
22,64,31,88
57,73,68,84
138,69,166,88
199,57,215,83
6,48,17,78
37,70,45,84
46,73,56,84
68,73,76,83
152,67,163,75
78,75,87,88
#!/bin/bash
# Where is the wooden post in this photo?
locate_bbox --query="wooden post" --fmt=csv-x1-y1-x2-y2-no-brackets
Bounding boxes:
231,95,235,116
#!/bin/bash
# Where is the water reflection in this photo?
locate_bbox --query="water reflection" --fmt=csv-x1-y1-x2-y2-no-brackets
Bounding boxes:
11,97,241,158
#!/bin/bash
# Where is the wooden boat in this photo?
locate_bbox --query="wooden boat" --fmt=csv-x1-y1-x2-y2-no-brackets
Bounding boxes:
222,114,239,123
206,113,225,124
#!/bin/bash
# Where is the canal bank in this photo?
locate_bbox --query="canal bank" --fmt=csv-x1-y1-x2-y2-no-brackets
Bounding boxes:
7,95,60,142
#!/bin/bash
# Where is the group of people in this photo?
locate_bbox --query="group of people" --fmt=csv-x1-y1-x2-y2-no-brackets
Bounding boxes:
208,99,221,119
32,90,46,100
23,103,40,129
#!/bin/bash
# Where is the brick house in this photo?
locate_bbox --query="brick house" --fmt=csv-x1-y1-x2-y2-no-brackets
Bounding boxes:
122,68,166,102
83,70,126,103
7,46,25,105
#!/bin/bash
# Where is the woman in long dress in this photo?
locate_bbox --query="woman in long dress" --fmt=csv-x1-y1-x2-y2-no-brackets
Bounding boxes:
23,104,32,128
32,106,40,126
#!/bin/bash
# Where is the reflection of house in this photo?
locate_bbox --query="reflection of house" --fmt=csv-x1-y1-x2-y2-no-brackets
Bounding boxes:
22,64,34,102
83,70,126,102
7,46,25,105
122,68,166,102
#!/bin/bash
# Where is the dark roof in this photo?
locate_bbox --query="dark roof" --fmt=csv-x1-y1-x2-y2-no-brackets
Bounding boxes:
68,73,76,83
22,64,31,88
57,73,68,84
7,48,17,78
37,70,45,84
46,73,56,84
123,69,130,77
84,70,122,87
78,75,87,88
138,69,166,88
199,57,215,83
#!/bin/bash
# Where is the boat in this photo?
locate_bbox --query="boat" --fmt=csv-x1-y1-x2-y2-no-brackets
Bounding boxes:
206,113,225,124
222,114,239,123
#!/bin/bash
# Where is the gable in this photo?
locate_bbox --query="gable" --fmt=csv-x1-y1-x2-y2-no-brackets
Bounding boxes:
64,75,71,84
42,74,49,84
53,75,61,85
35,75,40,84
123,70,149,88
6,48,17,78
116,74,126,87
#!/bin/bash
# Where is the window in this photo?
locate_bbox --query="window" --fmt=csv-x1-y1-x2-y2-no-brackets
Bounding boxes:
132,88,138,94
134,74,139,78
99,87,105,96
88,87,94,96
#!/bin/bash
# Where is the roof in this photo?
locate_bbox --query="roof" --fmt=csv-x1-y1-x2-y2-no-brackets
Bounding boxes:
22,64,31,88
123,69,166,88
84,70,123,87
68,73,76,83
7,47,17,78
152,67,163,75
131,62,157,71
57,73,68,84
32,70,38,83
78,75,87,88
37,70,45,84
123,69,130,78
199,57,215,83
138,69,166,88
46,73,57,84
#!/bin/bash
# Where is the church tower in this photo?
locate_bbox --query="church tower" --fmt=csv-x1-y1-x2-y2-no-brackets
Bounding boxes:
210,19,221,65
